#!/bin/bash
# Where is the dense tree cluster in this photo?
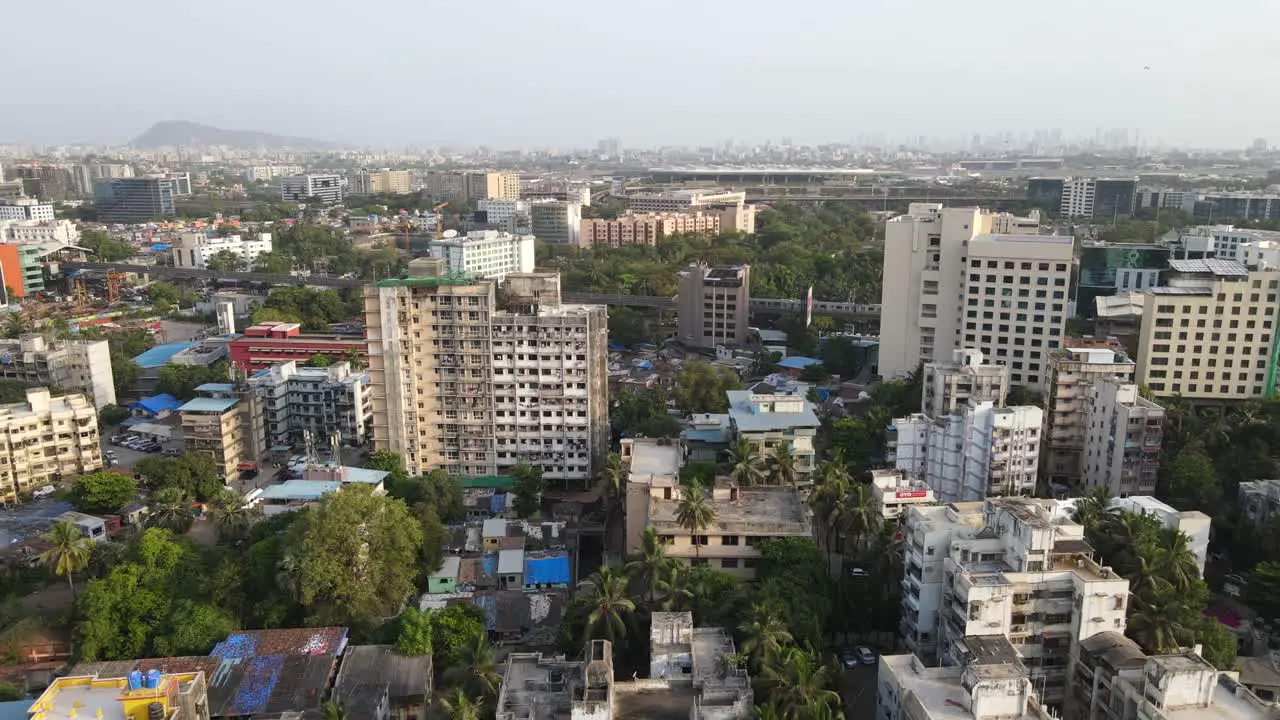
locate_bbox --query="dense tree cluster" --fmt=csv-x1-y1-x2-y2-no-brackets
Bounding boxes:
250,286,361,332
266,222,402,280
155,361,230,401
540,203,883,303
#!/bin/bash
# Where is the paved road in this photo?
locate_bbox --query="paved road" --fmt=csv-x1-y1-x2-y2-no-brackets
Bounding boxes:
842,664,879,720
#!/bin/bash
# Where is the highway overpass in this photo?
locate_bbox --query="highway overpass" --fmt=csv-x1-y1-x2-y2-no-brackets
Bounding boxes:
63,263,881,321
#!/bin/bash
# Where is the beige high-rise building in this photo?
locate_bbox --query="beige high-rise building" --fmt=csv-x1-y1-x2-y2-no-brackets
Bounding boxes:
580,211,721,248
676,263,750,349
1043,341,1137,487
879,203,1070,387
428,170,521,202
179,394,244,479
1136,258,1280,401
0,388,101,503
364,267,609,487
350,169,412,196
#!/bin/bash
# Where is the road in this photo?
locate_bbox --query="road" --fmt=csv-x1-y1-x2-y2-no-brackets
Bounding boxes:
842,664,879,720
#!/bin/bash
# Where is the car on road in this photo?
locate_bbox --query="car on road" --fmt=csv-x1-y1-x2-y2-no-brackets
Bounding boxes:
162,449,182,457
848,567,870,578
109,435,127,445
855,646,875,665
841,649,859,668
32,485,55,499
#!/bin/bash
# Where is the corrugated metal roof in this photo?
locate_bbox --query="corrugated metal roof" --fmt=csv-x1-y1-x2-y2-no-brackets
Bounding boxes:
1167,258,1249,276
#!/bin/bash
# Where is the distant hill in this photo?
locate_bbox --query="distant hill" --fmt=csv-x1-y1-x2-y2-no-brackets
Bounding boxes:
130,121,343,150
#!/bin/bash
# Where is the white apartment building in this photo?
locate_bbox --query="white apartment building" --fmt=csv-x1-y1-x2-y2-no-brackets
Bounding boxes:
1060,178,1097,217
0,198,55,222
89,163,136,180
1043,345,1137,487
879,204,1072,386
878,649,1054,720
892,402,1042,502
171,232,273,270
0,219,80,245
901,497,1130,706
1179,225,1280,261
870,468,937,523
922,349,1009,417
243,165,304,182
627,189,747,213
365,270,609,486
426,230,535,280
1135,258,1280,401
1080,378,1165,497
529,200,582,246
1240,240,1280,270
279,173,343,204
477,199,532,234
0,335,115,409
0,388,102,503
247,360,372,448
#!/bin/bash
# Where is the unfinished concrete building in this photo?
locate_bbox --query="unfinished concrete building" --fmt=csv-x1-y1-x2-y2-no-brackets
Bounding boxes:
365,265,609,487
496,640,614,720
648,612,753,720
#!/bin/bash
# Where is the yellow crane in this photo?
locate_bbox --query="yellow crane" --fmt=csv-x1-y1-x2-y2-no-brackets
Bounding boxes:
432,202,449,240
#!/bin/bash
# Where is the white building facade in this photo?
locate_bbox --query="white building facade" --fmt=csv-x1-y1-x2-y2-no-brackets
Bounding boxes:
279,174,343,204
0,335,115,409
529,200,582,246
477,199,532,234
247,360,372,447
171,232,273,270
0,198,55,222
1080,378,1164,497
427,230,535,280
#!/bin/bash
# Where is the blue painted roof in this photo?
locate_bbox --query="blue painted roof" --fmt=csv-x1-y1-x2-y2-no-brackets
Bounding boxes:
472,594,499,631
726,390,821,433
132,341,195,369
178,397,239,413
482,552,498,577
260,480,341,501
196,382,235,393
777,356,822,369
131,393,182,415
524,553,571,585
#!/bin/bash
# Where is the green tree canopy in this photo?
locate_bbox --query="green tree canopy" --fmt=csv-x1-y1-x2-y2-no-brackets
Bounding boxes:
673,361,739,415
512,463,545,518
69,472,138,514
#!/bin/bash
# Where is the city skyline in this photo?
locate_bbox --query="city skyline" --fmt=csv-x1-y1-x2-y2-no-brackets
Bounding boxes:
6,0,1280,149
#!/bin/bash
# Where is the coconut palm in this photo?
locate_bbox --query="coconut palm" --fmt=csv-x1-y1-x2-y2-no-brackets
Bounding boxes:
39,520,91,597
676,480,717,559
727,438,766,487
1129,580,1195,653
1071,487,1113,532
443,633,501,699
597,451,624,525
439,689,483,720
766,443,797,487
760,647,842,719
841,483,877,553
207,488,259,542
1155,529,1201,593
737,602,793,670
147,487,195,533
626,528,674,606
580,566,636,645
320,700,346,720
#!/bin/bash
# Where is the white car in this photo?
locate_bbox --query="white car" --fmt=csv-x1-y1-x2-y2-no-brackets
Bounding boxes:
32,485,55,498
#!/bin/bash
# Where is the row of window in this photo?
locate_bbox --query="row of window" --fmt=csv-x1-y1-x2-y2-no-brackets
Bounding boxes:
970,260,1070,272
1147,382,1263,396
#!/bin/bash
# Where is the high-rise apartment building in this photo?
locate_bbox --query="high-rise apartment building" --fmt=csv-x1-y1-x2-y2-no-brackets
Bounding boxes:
93,177,182,222
279,174,343,204
89,163,135,181
246,360,373,448
1080,378,1164,497
349,169,412,196
529,201,582,246
1058,178,1138,219
900,497,1130,705
364,268,609,485
179,390,245,479
0,335,115,409
922,349,1009,417
879,204,1071,386
676,263,750,349
427,171,520,202
0,388,101,502
1136,258,1280,401
1043,342,1137,487
425,230,535,280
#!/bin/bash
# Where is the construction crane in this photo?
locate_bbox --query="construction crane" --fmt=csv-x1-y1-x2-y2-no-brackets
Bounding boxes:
105,271,126,303
432,202,449,240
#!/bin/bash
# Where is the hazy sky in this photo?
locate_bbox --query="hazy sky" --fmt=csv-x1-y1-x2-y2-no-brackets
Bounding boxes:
5,0,1279,149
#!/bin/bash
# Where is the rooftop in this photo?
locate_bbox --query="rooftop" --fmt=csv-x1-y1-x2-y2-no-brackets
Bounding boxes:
726,390,820,433
650,487,812,536
178,397,238,413
625,439,682,482
1167,258,1251,276
132,341,194,369
334,645,432,703
430,556,462,581
194,382,235,394
30,673,202,720
881,655,977,720
259,480,342,502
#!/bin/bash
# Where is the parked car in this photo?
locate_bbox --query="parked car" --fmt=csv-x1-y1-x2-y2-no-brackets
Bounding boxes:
841,649,858,668
109,435,127,445
162,449,182,457
848,567,870,578
32,485,56,499
855,646,875,665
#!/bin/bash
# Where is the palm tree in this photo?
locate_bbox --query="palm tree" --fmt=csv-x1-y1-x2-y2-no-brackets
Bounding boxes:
727,438,766,487
39,520,91,597
147,487,195,533
443,633,501,699
1072,487,1113,532
766,443,797,487
320,700,346,720
760,647,842,719
597,452,624,525
737,603,793,671
1130,580,1195,653
676,480,717,560
1155,530,1201,592
841,483,876,554
580,566,636,645
208,488,259,542
626,528,673,606
439,689,483,720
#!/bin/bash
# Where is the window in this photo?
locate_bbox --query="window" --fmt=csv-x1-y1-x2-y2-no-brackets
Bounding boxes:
721,535,740,546
720,559,739,569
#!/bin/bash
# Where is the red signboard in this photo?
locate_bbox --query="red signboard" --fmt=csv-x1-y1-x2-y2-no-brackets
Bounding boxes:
895,490,929,499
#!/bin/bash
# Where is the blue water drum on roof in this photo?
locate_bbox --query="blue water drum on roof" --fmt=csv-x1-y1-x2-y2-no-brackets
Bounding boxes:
145,669,161,689
127,670,143,690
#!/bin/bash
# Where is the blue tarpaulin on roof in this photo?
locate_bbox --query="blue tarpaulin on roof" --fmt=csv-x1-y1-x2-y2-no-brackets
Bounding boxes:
490,493,506,514
777,356,821,370
524,555,571,585
608,342,626,352
483,552,498,577
132,342,194,369
130,393,183,415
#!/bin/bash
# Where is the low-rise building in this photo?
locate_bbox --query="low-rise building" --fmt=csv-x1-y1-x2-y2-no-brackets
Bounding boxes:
1043,342,1137,487
0,334,115,409
726,388,820,476
56,510,107,542
0,388,101,502
0,197,55,221
179,391,244,478
228,321,366,373
580,211,721,247
247,360,372,447
334,644,432,720
1240,479,1280,526
871,468,937,523
496,640,613,720
1080,378,1164,496
171,231,273,270
649,612,753,719
426,230,535,279
29,669,210,720
877,639,1054,720
0,218,80,245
